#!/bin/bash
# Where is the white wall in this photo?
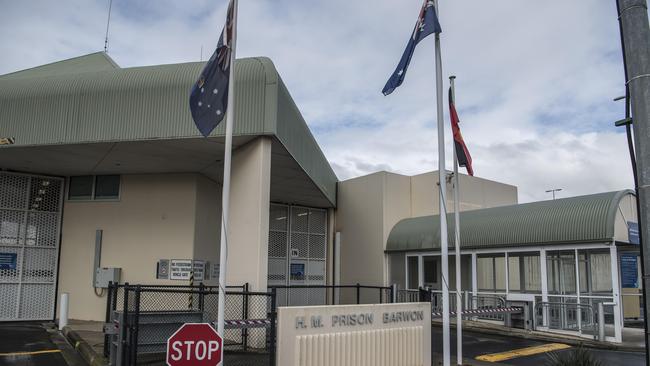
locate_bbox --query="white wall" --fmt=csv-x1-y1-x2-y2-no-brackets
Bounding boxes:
58,174,199,320
336,170,518,288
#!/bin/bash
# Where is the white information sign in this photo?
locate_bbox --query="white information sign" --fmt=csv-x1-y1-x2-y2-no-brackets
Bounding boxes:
170,259,206,281
277,302,431,366
192,260,205,281
170,259,193,280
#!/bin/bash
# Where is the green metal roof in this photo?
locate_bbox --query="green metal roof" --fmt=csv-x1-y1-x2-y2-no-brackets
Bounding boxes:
386,190,634,252
0,53,337,205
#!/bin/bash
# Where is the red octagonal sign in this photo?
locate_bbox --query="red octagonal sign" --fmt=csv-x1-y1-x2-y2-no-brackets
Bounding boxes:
167,323,223,366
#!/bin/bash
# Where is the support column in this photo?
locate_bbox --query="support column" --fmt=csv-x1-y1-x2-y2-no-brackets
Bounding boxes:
610,244,623,342
540,249,549,327
227,137,272,291
471,253,477,317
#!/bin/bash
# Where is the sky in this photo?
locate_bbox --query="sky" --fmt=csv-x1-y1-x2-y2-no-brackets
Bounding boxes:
0,0,645,202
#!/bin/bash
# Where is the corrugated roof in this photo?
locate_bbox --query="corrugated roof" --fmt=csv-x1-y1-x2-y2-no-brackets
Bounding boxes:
0,52,118,79
0,53,337,205
386,190,634,252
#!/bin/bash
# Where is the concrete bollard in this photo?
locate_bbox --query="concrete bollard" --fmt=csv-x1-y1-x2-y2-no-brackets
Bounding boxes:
59,293,69,330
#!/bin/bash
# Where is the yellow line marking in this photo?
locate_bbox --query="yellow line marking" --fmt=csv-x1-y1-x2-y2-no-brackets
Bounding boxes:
0,349,62,357
476,343,571,362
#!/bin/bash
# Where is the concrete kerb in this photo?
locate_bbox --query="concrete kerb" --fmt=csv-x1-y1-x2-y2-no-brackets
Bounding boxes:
433,318,646,353
62,326,107,366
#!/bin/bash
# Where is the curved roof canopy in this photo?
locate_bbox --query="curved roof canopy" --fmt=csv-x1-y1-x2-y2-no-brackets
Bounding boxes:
386,190,635,252
0,52,337,206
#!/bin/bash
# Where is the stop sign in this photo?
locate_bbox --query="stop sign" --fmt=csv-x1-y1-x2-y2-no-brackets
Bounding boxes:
166,323,223,366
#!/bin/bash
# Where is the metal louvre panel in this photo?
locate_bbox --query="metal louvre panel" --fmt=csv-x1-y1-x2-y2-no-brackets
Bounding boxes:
0,246,21,282
0,284,18,319
21,248,57,283
0,210,25,245
268,231,288,258
26,212,59,247
291,207,309,233
308,209,326,234
290,233,309,258
0,172,63,321
308,234,326,259
28,178,61,212
269,204,288,231
0,174,28,210
19,284,55,319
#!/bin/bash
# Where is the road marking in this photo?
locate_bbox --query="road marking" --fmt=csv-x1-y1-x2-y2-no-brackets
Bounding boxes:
0,349,62,357
476,343,571,362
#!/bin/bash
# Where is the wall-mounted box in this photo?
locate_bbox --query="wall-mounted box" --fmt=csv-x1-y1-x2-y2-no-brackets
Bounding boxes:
95,267,121,288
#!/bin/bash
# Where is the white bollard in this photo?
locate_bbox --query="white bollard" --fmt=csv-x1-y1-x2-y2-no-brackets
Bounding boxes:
59,293,69,330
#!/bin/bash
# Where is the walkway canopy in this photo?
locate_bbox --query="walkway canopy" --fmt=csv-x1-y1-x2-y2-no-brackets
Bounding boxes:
386,190,637,252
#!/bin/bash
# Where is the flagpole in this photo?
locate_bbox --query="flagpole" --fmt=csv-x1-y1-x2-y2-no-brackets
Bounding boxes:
450,75,463,365
433,1,450,365
217,0,238,351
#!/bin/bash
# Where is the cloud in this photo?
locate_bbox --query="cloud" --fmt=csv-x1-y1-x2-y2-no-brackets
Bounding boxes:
0,0,640,203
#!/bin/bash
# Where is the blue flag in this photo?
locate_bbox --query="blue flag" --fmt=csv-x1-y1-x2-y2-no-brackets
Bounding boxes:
382,0,442,96
190,0,235,137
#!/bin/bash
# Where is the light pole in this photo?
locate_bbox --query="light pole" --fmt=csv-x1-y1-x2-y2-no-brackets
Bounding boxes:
545,188,562,200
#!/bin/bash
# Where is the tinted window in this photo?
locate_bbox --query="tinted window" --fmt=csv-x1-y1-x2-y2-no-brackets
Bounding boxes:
94,175,120,199
68,176,93,200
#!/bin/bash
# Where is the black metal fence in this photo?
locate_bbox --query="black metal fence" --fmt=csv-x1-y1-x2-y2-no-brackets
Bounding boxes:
105,283,393,366
105,283,276,366
270,284,394,307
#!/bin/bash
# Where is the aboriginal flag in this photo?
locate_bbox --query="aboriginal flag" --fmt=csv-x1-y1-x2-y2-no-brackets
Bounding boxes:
449,87,473,176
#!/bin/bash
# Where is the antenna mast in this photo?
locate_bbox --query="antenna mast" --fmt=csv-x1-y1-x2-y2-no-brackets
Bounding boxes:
104,0,113,52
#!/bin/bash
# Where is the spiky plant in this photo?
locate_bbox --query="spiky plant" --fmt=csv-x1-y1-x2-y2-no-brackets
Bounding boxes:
545,345,603,366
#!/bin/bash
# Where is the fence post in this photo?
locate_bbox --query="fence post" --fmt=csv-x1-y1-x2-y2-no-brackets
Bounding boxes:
131,285,141,366
464,290,469,310
199,283,205,313
104,281,113,358
418,287,425,302
270,287,277,366
379,287,383,304
243,283,249,351
356,283,361,304
121,283,129,366
391,284,398,303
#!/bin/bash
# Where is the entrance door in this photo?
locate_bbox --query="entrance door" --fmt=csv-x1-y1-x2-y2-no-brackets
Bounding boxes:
267,204,327,306
547,251,578,330
0,172,64,321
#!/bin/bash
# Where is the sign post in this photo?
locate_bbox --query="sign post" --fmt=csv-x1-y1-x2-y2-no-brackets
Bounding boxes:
166,323,222,366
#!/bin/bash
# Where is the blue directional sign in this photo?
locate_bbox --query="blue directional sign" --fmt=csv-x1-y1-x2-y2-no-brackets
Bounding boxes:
0,253,17,270
628,221,640,245
621,254,638,288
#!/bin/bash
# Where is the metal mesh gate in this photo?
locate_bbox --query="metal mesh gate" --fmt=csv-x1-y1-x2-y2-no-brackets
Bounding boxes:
0,172,64,321
268,204,327,306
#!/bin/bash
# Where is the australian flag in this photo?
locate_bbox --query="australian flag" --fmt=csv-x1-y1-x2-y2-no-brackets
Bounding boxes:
382,0,442,96
190,0,235,137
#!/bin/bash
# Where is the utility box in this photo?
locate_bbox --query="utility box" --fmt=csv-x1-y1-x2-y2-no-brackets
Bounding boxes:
95,267,121,288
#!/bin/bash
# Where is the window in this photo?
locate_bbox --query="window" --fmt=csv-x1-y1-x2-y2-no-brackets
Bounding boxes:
508,252,541,293
578,250,612,294
478,254,506,291
423,256,437,288
407,256,419,290
68,175,120,201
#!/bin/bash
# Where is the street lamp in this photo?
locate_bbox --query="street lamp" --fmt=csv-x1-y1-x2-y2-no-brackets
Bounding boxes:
545,188,562,200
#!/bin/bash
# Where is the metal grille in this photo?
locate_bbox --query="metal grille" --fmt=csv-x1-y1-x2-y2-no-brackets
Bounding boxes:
267,204,327,305
0,172,63,321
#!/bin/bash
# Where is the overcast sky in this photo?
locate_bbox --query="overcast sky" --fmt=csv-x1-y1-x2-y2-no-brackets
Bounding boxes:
1,0,646,202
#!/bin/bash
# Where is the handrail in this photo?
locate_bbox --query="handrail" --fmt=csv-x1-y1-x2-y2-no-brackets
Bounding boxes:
533,301,598,340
